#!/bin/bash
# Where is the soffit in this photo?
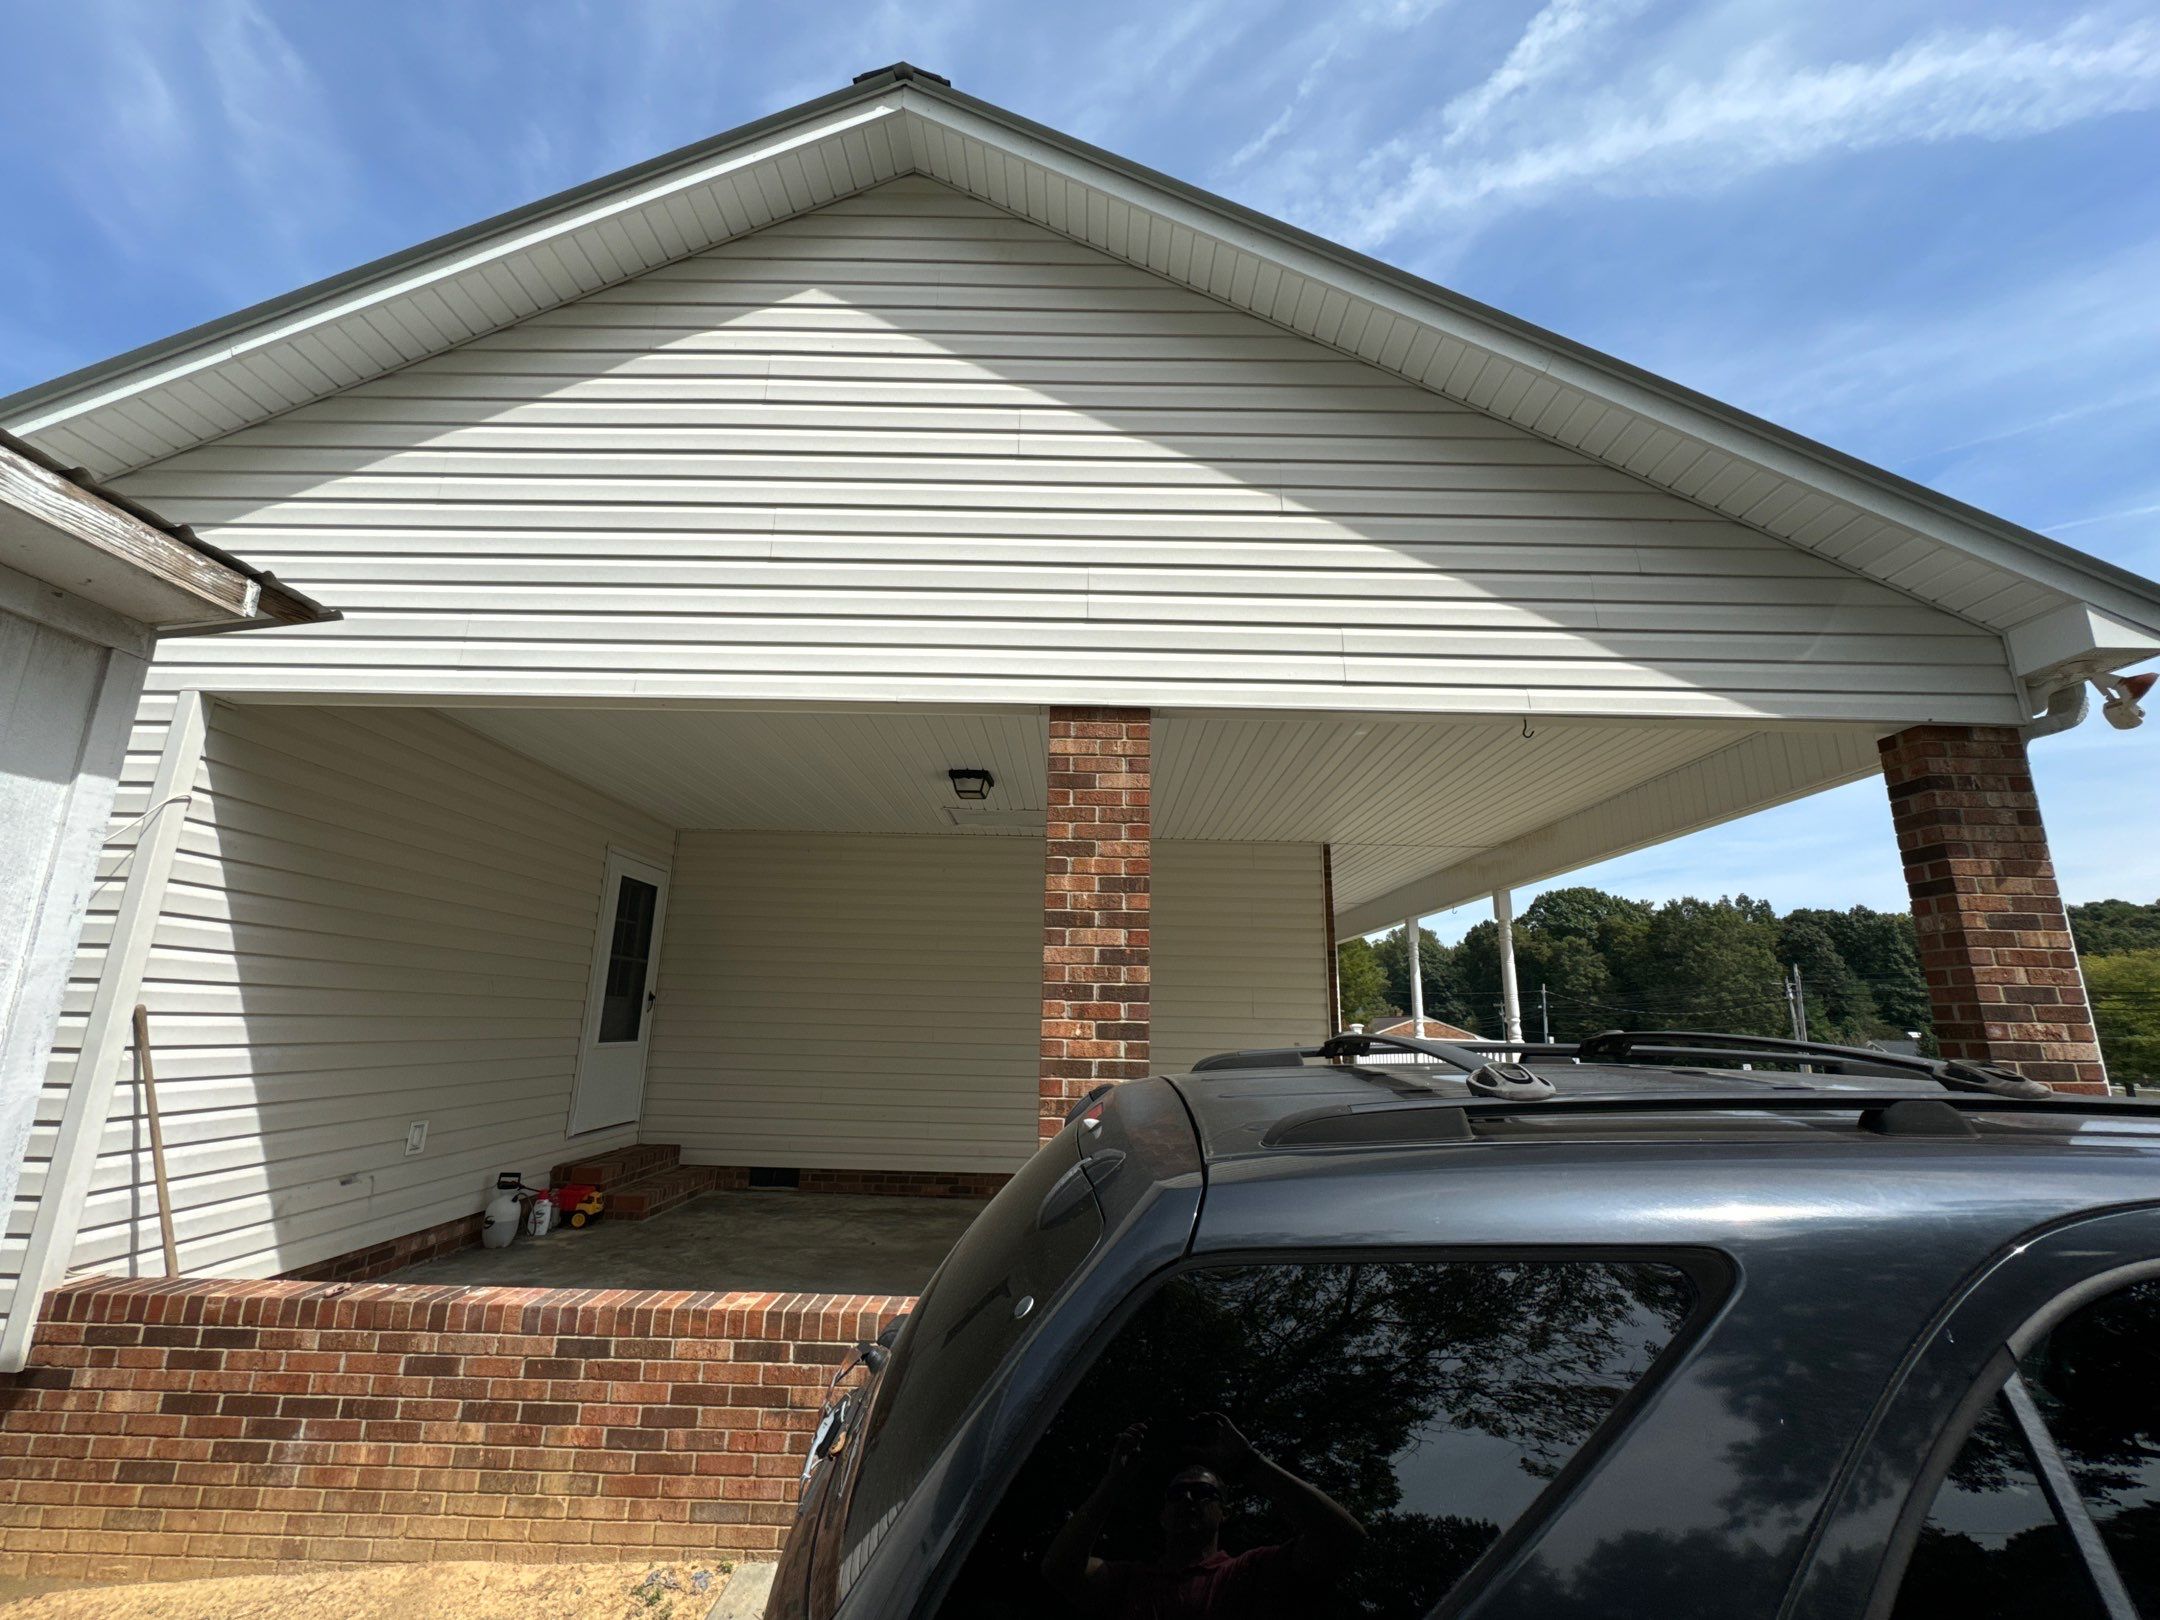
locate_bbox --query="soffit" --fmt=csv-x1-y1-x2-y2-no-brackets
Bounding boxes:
442,703,1758,914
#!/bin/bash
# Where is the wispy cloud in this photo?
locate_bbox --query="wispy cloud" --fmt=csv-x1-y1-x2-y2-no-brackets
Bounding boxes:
1331,10,2160,247
1433,0,1648,148
55,0,355,293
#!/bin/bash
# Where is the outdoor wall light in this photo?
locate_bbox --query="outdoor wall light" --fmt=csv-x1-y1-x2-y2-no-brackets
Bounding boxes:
948,767,995,800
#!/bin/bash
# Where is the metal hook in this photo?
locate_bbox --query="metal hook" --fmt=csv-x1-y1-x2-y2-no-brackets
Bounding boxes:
1521,716,1536,740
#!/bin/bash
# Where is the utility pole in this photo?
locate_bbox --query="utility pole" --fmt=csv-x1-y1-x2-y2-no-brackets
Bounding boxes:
1540,983,1551,1044
1786,963,1809,1042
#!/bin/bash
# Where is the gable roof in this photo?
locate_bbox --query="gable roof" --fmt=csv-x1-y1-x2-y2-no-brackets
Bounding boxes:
7,61,2158,683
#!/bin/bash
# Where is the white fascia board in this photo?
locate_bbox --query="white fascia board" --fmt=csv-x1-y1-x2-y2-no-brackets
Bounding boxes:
897,92,2160,640
13,99,908,439
2006,602,2160,684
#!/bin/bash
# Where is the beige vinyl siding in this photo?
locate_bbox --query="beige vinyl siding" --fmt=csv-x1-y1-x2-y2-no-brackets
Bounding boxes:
16,702,671,1285
107,177,2018,726
1152,842,1328,1072
645,831,1042,1172
643,832,1325,1172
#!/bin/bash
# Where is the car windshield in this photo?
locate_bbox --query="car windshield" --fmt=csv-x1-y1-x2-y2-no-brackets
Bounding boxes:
839,1131,1103,1581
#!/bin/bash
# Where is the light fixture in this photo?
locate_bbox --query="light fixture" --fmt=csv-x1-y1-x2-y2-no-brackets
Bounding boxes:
2100,672,2156,731
948,767,995,800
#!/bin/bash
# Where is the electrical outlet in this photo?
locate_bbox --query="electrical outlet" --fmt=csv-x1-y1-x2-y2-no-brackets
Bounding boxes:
405,1120,428,1156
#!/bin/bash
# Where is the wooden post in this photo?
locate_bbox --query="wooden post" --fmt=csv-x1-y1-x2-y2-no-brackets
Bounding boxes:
131,1005,180,1278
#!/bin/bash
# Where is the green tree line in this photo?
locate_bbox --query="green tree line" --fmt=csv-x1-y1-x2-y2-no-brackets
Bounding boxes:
1336,891,2160,1080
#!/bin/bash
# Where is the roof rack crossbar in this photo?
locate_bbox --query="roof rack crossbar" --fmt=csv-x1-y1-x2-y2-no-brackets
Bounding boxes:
1317,1030,1501,1073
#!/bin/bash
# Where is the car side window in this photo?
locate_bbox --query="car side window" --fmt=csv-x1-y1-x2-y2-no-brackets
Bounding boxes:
934,1257,1696,1620
2021,1280,2160,1610
1890,1276,2160,1619
1888,1393,2109,1618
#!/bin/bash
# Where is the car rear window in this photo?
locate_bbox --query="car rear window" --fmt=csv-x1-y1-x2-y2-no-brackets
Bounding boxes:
840,1132,1102,1576
936,1257,1697,1618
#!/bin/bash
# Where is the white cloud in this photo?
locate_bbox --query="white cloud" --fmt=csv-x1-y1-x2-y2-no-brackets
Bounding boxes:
1337,10,2160,247
1435,0,1649,148
60,0,353,290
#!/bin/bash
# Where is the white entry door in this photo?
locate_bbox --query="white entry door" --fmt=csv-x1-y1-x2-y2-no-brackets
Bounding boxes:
568,849,671,1136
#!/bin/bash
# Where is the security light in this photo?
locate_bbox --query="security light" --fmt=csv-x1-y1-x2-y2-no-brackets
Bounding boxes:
2100,672,2156,731
948,767,995,800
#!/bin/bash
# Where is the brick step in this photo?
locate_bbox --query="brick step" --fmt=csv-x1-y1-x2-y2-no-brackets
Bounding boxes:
604,1165,715,1222
550,1142,680,1190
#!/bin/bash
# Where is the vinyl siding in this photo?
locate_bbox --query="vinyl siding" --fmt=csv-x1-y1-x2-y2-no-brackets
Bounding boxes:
106,176,2019,726
644,832,1326,1172
1152,841,1329,1072
12,703,672,1291
645,832,1041,1171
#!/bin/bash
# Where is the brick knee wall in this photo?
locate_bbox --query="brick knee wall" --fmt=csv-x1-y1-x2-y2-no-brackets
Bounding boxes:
703,1166,1012,1198
1040,706,1151,1139
0,1277,907,1581
1879,724,2108,1092
279,1211,486,1284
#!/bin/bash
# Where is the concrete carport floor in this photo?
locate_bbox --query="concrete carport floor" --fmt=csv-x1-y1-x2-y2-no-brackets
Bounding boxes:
385,1189,988,1295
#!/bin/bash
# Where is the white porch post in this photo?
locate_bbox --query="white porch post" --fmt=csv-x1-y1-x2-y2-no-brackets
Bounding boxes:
1405,916,1423,1031
1495,889,1524,1044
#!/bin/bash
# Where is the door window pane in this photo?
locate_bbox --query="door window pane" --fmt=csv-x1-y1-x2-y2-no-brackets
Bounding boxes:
2020,1278,2160,1609
598,875,658,1043
1890,1394,2107,1620
936,1259,1693,1619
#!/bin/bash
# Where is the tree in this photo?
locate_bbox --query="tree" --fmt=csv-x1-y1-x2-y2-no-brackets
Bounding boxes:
1629,896,1787,1035
1786,905,1931,1038
2070,899,2160,957
1521,887,1653,947
1371,925,1467,1028
1336,937,1394,1026
1775,915,1878,1042
2084,950,2160,1082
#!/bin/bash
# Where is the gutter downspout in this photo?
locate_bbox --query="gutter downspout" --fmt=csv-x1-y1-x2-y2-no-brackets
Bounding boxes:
2020,679,2090,742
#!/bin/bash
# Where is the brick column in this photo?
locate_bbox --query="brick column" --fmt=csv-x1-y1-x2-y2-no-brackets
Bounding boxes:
1040,707,1150,1139
1879,724,2106,1092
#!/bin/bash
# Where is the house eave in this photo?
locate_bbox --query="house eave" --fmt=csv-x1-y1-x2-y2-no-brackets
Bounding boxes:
0,431,336,634
4,67,2157,650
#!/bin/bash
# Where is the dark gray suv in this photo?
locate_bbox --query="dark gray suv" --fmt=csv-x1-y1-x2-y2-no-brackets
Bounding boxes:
768,1030,2160,1619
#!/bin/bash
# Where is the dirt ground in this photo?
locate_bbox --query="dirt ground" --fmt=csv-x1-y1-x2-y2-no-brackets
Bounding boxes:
0,1559,732,1620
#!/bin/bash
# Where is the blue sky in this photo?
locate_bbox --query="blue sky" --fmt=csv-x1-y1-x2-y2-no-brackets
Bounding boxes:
3,0,2156,939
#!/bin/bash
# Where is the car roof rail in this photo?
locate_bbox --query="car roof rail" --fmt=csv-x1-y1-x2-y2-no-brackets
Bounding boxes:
1192,1027,2062,1104
1259,1090,2146,1151
1570,1029,2054,1100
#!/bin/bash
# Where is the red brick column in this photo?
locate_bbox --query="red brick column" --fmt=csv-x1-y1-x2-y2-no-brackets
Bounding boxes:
1040,707,1151,1139
1879,724,2107,1092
